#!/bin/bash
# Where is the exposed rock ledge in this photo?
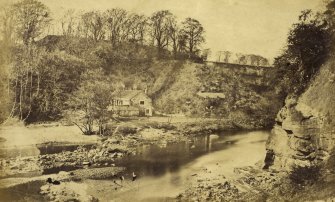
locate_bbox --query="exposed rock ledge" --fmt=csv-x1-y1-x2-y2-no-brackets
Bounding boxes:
265,56,335,170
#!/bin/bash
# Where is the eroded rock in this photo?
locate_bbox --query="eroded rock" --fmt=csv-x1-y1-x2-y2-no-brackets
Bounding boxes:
266,59,335,170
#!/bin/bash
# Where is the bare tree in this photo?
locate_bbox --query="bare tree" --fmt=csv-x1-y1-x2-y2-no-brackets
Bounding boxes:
0,5,16,45
150,10,173,54
0,5,15,123
167,15,180,58
201,48,211,61
236,53,248,65
81,11,106,42
177,33,187,54
60,9,79,36
222,51,232,63
248,54,264,66
12,0,51,45
216,51,223,62
128,13,148,44
260,58,270,66
106,8,129,46
69,69,113,135
180,17,205,58
2,0,50,122
137,14,149,44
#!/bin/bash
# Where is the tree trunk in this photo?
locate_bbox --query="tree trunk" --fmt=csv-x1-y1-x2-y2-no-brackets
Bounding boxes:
18,74,24,120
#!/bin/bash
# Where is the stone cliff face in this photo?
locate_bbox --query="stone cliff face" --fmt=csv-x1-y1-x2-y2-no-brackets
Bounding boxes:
265,56,335,170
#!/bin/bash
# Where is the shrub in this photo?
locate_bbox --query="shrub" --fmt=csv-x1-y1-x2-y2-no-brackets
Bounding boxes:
325,148,335,173
145,122,176,130
116,125,138,135
289,165,322,185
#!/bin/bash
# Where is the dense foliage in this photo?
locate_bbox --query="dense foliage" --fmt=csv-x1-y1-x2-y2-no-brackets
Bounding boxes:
0,0,206,127
1,0,333,135
195,65,281,127
68,69,113,135
289,165,322,185
272,6,334,97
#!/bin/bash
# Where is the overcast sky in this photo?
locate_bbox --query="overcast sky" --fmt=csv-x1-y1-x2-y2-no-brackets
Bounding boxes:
2,0,325,60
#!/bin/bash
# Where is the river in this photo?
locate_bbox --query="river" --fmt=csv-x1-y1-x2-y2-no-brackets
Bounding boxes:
0,130,269,201
86,130,269,201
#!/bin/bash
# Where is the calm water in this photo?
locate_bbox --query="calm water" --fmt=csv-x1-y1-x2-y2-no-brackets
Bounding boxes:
115,134,237,177
0,130,269,201
87,130,269,201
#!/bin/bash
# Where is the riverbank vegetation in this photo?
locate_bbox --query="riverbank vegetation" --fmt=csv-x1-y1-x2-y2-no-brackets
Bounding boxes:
270,5,334,99
0,0,283,135
1,0,334,201
0,0,206,129
178,1,335,201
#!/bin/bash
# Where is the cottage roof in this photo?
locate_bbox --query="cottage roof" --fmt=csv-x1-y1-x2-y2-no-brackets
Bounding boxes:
112,90,143,100
197,92,226,99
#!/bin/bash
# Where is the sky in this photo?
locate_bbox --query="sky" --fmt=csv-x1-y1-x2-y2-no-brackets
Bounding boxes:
1,0,325,61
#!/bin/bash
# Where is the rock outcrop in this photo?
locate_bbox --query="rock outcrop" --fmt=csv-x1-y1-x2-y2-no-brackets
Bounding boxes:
265,56,335,170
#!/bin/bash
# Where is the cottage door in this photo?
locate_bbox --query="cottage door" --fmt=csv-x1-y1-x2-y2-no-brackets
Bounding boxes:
139,109,145,116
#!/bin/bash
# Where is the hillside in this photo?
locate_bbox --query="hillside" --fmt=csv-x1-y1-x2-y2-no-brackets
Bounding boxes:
177,54,335,202
35,35,283,128
152,61,202,114
154,62,281,124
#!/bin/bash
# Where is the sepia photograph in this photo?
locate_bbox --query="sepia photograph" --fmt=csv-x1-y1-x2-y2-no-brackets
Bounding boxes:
0,0,334,201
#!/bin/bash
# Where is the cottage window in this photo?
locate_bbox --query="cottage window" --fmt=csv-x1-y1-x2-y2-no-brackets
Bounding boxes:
140,101,144,105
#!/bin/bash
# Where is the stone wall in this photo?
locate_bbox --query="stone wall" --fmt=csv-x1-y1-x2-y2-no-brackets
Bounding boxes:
265,56,335,170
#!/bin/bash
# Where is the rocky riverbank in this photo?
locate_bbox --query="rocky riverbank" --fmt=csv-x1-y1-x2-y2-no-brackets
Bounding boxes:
0,167,124,202
177,54,335,202
37,123,191,172
0,120,194,193
264,55,335,171
0,118,270,201
177,162,335,202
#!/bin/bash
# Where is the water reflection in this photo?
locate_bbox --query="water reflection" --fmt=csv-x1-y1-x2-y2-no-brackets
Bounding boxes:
37,143,95,155
0,181,45,202
115,134,235,178
0,130,269,202
89,130,269,202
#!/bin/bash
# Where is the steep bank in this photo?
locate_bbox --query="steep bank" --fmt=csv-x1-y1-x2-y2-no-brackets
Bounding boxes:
265,54,335,170
153,62,281,128
33,36,280,129
177,54,335,202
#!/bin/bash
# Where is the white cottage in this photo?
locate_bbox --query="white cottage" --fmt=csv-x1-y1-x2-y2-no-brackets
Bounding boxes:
108,90,153,116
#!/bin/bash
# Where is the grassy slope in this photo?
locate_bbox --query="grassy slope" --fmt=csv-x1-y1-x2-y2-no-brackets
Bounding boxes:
298,53,335,128
152,61,202,114
156,63,282,127
37,35,280,128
